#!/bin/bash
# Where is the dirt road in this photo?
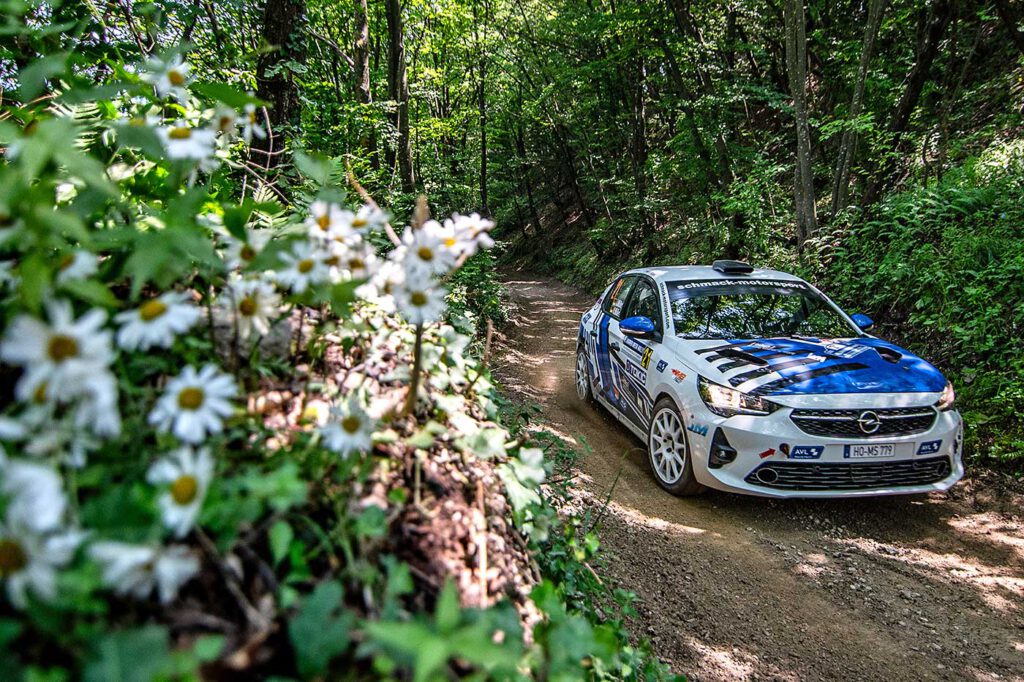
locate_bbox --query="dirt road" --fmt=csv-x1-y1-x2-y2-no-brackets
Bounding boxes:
494,269,1024,681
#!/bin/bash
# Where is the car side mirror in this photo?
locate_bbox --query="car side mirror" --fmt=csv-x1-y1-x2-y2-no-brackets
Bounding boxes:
851,313,874,331
620,315,656,338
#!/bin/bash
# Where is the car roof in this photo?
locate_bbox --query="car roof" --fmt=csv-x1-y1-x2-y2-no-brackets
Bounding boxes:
620,265,806,285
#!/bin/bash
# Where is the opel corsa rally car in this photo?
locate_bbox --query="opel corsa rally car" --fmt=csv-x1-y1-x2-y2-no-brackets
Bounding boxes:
575,260,964,498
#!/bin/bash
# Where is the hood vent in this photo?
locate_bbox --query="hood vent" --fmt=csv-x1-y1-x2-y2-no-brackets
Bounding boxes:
875,346,903,364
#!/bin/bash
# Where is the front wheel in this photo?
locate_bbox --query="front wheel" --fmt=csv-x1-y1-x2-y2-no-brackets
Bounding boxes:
647,398,705,496
575,348,594,402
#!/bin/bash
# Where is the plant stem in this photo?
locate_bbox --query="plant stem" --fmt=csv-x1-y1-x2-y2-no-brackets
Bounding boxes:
403,322,424,415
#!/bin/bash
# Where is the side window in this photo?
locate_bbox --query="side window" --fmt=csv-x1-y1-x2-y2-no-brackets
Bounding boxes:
624,280,662,332
601,276,637,319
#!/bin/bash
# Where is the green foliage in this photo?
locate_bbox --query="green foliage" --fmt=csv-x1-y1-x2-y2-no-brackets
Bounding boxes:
812,139,1024,469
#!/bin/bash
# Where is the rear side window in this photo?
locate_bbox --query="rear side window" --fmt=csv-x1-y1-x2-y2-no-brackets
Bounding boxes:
602,276,637,319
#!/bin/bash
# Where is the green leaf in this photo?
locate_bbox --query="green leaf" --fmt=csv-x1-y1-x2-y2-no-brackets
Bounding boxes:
18,53,68,101
355,504,387,539
288,581,352,678
245,462,308,512
269,520,293,566
60,279,118,309
434,580,460,635
83,626,173,682
191,82,267,109
192,635,225,663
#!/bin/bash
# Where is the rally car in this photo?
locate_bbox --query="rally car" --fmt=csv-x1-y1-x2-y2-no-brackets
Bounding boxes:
575,260,963,498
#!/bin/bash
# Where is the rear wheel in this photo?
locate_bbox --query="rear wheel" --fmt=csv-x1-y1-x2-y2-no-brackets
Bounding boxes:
647,398,705,496
575,348,594,402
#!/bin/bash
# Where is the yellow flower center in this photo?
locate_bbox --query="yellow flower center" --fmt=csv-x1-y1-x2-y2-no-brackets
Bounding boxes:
444,238,457,247
297,259,315,274
139,299,168,321
33,382,48,404
342,415,361,434
168,126,192,140
0,539,27,577
238,296,257,316
170,475,199,505
177,386,205,410
240,244,256,261
349,257,365,271
410,291,428,307
167,69,186,87
0,211,11,226
323,255,340,267
59,253,75,270
417,246,434,262
316,214,331,231
352,217,368,228
218,115,234,131
248,111,257,124
47,334,79,362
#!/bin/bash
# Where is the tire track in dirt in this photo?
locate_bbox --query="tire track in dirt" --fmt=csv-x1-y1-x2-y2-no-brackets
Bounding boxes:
494,268,1024,681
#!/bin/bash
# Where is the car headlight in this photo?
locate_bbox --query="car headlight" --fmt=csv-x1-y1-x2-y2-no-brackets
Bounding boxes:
698,376,779,417
936,380,956,411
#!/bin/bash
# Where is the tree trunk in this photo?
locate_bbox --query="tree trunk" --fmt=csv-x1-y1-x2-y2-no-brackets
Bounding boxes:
385,0,415,192
353,0,379,169
830,0,885,216
784,0,817,248
993,0,1024,57
861,0,952,208
474,0,489,213
254,0,307,167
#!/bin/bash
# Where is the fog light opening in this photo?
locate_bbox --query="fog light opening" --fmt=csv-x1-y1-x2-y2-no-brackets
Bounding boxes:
707,428,737,469
756,467,779,484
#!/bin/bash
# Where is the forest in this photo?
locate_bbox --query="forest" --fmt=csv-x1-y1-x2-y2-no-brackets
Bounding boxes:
0,0,1022,679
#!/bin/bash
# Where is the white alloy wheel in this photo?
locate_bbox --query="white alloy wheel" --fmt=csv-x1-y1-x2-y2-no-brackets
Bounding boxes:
575,349,593,401
649,407,687,484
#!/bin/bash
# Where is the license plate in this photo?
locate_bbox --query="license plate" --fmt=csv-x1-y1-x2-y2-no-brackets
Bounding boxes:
844,443,896,458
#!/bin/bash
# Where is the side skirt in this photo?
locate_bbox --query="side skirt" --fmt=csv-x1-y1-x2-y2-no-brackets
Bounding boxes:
594,393,649,441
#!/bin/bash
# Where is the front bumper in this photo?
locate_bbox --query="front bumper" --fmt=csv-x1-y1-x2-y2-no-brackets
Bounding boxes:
685,398,964,498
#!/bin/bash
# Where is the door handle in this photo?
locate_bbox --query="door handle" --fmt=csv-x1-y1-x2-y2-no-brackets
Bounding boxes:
610,341,620,351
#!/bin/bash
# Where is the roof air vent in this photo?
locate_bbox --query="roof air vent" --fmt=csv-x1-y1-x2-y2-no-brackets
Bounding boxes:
712,260,754,275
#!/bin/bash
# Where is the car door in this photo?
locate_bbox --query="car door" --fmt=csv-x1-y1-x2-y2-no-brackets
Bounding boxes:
612,278,662,429
591,275,637,413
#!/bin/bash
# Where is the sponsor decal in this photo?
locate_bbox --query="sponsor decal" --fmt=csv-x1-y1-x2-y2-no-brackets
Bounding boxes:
789,445,824,460
624,362,646,384
917,439,942,455
687,423,709,437
758,448,776,459
671,369,687,383
823,341,869,359
640,347,653,369
656,359,667,373
675,279,807,291
623,336,647,355
582,311,592,324
749,362,869,396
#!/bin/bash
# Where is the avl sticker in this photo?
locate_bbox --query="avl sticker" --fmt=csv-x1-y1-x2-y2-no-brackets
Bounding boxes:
917,440,942,455
789,445,824,460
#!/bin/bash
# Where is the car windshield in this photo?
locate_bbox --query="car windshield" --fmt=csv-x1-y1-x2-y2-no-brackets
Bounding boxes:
667,279,859,340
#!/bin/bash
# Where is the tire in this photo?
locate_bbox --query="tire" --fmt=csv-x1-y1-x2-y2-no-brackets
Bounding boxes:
647,397,705,496
575,347,594,402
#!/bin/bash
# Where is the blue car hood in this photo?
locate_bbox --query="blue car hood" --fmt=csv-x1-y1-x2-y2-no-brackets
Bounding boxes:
695,337,946,396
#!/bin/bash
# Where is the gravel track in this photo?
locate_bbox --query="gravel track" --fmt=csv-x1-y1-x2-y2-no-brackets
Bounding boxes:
494,269,1024,681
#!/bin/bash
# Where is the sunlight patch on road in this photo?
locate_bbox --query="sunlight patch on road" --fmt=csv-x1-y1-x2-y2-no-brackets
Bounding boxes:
684,636,800,681
792,552,831,579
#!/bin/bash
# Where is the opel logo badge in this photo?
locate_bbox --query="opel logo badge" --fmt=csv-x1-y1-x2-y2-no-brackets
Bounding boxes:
857,410,882,434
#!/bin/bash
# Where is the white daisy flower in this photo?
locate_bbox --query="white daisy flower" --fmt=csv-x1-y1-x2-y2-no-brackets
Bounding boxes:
242,103,266,144
213,105,238,137
350,203,387,234
89,541,199,604
275,241,329,294
73,372,121,441
322,240,379,283
148,365,237,444
219,277,279,339
356,260,406,312
115,291,201,351
319,394,375,458
55,251,97,284
157,121,218,170
394,280,447,326
222,228,270,271
305,201,355,243
394,222,456,279
0,524,84,609
0,300,115,406
147,446,213,538
449,212,496,256
142,54,192,101
0,459,67,533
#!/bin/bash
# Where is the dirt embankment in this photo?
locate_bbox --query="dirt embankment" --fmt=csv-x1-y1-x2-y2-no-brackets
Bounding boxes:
494,268,1024,682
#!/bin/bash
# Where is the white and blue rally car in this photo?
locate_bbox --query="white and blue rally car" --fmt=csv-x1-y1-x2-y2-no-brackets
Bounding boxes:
575,260,964,497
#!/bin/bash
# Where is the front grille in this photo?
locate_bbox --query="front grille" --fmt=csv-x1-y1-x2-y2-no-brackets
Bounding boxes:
790,407,936,438
745,456,951,491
